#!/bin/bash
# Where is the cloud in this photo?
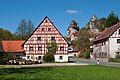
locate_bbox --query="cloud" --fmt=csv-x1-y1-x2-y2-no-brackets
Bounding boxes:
65,10,78,14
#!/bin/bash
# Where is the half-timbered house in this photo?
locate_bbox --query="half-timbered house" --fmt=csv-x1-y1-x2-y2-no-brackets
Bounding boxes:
92,22,120,61
22,16,68,62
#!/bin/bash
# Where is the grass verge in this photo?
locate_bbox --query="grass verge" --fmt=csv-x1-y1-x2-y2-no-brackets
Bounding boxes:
0,65,120,80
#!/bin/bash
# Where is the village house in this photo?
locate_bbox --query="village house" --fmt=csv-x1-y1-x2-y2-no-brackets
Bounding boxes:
22,16,68,62
92,22,120,61
0,16,68,62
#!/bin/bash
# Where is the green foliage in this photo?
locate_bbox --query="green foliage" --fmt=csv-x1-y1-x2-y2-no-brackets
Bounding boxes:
98,17,107,31
109,58,120,63
43,42,58,62
46,42,58,54
79,50,84,58
105,11,119,28
83,50,90,59
73,28,92,50
43,53,55,62
0,66,120,80
115,54,120,58
0,28,14,40
0,52,14,64
71,28,92,59
86,12,119,31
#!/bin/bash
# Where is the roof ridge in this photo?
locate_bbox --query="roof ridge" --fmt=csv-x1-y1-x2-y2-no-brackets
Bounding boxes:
94,22,120,42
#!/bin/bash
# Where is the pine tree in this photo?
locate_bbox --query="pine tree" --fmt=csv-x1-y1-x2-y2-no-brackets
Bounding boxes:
106,11,119,28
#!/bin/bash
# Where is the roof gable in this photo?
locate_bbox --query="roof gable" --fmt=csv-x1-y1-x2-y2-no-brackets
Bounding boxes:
22,16,68,45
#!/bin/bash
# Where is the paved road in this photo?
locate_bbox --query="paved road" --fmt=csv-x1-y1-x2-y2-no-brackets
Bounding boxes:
76,58,120,67
0,63,88,68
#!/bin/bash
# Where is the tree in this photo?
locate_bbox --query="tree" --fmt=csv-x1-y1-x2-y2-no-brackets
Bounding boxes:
15,19,34,40
0,28,13,40
105,11,119,28
98,17,107,31
46,42,58,54
16,19,28,39
0,52,14,64
72,28,92,58
43,42,58,62
27,20,34,36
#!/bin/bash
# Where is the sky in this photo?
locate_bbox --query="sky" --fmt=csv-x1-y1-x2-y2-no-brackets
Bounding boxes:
0,0,120,36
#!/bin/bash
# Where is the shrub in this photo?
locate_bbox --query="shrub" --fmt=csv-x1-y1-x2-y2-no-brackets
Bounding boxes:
109,58,120,63
43,53,55,62
115,55,120,58
79,52,83,58
83,51,90,59
0,59,7,65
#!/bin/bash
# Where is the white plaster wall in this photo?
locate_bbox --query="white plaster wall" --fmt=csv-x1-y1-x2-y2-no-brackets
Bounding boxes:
22,54,68,62
92,40,109,58
54,55,68,62
109,38,120,58
22,55,44,61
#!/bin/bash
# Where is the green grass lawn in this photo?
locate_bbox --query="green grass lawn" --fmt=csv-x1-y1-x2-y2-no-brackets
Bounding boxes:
0,65,120,80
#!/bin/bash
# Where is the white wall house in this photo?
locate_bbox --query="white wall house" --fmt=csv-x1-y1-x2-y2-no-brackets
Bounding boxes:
22,16,68,62
92,22,120,60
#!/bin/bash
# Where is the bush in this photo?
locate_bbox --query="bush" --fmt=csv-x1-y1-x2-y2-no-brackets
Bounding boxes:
0,59,7,65
43,53,55,62
83,51,90,59
115,55,120,58
109,58,120,63
79,51,83,58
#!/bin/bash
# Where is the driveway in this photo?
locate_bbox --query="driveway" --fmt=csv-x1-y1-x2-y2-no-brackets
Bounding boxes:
76,58,120,67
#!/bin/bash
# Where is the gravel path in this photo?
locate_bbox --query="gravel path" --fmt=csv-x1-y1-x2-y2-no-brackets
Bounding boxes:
0,63,88,68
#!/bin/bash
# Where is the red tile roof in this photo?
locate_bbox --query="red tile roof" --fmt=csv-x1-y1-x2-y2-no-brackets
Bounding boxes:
94,22,120,42
0,40,25,53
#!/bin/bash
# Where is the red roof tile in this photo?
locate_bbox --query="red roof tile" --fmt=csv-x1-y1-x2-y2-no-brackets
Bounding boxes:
0,40,25,53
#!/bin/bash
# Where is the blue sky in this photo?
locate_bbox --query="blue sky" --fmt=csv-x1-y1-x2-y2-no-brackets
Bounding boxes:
0,0,120,36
